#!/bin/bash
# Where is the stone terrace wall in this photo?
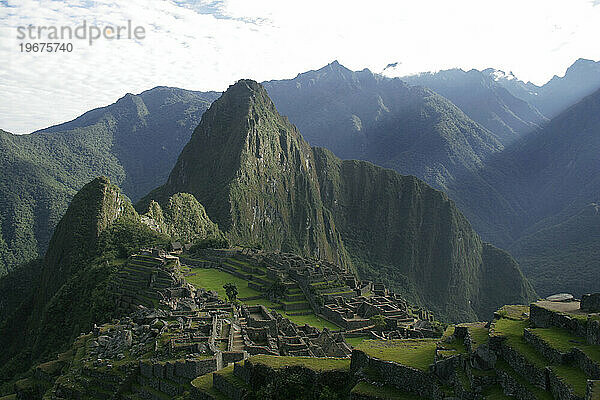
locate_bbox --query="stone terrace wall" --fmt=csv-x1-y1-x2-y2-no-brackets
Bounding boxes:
350,349,444,400
530,304,587,337
500,342,547,389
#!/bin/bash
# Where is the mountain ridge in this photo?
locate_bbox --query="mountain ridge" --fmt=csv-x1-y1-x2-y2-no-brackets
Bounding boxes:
141,79,536,322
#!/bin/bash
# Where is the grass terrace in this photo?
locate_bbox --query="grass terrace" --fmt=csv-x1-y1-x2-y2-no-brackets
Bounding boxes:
344,335,371,348
528,326,600,363
495,304,530,320
183,266,341,330
492,317,547,368
481,385,512,400
356,339,437,371
495,360,553,400
249,355,350,371
440,326,467,354
185,268,263,299
191,366,231,400
350,381,427,400
549,365,589,398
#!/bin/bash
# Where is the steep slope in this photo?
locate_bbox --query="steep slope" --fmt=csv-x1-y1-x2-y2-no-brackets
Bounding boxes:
491,58,600,118
141,80,350,267
0,177,223,384
313,147,535,321
449,88,600,296
142,193,225,242
35,177,135,308
0,88,218,277
264,61,504,191
509,203,600,298
402,68,547,143
142,80,536,322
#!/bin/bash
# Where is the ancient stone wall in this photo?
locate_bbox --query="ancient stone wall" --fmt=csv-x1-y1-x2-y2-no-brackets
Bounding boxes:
500,343,546,389
581,294,600,313
350,349,444,400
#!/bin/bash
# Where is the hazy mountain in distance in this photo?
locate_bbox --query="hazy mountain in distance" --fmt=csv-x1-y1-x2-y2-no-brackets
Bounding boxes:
265,61,504,192
488,58,600,119
402,68,548,143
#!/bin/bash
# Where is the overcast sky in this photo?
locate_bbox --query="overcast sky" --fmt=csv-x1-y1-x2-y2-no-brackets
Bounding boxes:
2,0,600,134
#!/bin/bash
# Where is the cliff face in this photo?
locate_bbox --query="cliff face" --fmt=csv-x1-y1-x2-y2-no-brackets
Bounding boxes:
38,176,133,307
141,80,536,322
313,147,536,321
142,80,350,267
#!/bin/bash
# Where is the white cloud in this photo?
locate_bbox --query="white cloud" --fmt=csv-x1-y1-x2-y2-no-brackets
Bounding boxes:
1,0,600,133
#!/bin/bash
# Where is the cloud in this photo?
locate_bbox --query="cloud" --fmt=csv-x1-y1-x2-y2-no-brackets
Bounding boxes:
1,0,600,133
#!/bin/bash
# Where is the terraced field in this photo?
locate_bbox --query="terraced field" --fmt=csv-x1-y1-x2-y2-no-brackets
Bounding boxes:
181,255,341,331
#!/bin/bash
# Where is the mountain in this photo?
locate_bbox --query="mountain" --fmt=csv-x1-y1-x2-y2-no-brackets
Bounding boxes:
312,147,535,321
0,87,218,277
141,80,351,268
489,58,600,118
264,61,504,191
509,203,600,298
0,176,222,383
448,87,600,296
141,79,536,322
401,68,547,143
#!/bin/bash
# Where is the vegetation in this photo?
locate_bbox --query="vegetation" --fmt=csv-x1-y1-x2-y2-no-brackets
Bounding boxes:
223,283,239,303
0,88,218,277
141,79,536,322
369,314,386,331
183,267,340,330
266,276,287,301
0,178,169,387
355,339,437,371
249,355,350,371
350,381,428,399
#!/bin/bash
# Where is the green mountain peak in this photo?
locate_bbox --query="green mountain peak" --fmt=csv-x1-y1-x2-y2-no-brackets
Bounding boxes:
141,81,536,322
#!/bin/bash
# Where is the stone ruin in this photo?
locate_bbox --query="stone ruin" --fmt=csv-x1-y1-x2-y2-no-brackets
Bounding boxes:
239,304,352,357
581,293,600,313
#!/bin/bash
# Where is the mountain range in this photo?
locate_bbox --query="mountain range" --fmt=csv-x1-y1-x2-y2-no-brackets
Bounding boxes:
1,58,598,303
0,81,538,384
141,79,535,322
0,88,218,277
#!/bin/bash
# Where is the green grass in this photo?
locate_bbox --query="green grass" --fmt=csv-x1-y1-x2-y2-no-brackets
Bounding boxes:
350,381,426,399
272,310,341,330
549,365,589,398
464,323,490,349
242,298,280,308
249,355,350,371
457,368,471,391
529,327,600,363
493,317,591,399
184,267,341,330
589,380,600,400
440,326,467,354
185,268,262,299
495,360,553,400
344,336,370,347
356,339,437,371
190,369,228,400
482,385,511,400
496,305,530,320
493,318,548,368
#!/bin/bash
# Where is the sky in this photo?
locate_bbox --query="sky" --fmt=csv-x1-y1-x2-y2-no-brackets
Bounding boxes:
1,0,600,134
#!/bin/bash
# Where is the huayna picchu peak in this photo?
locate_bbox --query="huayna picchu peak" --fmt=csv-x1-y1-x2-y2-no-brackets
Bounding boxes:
140,79,536,323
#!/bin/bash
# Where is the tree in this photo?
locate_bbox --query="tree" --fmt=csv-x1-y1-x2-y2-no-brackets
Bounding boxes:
370,314,386,331
266,276,287,301
223,283,238,303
